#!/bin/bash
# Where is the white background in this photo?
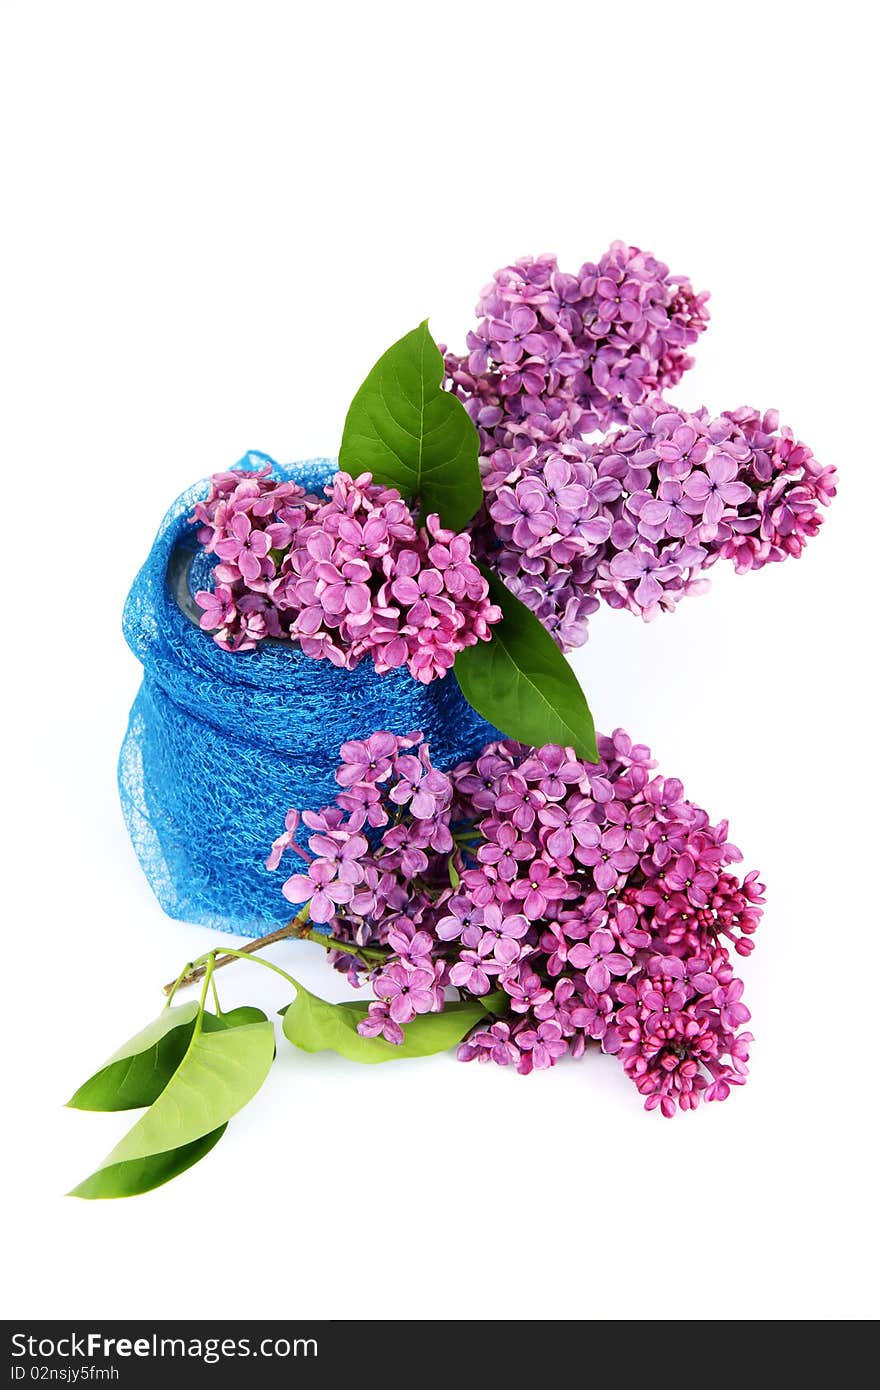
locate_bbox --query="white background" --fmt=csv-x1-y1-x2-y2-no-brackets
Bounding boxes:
2,0,876,1322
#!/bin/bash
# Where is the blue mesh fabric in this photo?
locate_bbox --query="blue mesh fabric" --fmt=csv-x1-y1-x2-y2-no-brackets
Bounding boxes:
119,454,500,936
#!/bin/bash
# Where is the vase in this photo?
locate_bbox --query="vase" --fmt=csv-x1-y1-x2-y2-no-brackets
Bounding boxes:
118,454,499,936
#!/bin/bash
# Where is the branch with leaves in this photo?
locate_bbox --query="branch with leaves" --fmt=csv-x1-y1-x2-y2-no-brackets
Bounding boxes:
69,922,502,1198
69,724,765,1196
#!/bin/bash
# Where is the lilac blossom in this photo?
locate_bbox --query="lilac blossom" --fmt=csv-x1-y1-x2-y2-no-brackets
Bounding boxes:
438,248,833,649
191,469,501,667
445,243,710,449
268,728,765,1119
470,395,835,645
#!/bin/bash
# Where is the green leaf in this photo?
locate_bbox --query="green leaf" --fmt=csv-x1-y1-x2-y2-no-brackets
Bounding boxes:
69,1018,275,1199
455,565,598,762
68,1127,227,1200
281,983,499,1064
99,1022,274,1162
67,1003,271,1111
66,1003,201,1112
338,321,482,531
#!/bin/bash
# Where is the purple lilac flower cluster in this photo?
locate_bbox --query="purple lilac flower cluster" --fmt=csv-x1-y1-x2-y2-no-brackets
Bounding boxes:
443,245,835,648
191,467,500,679
475,398,837,645
271,730,764,1118
444,242,710,450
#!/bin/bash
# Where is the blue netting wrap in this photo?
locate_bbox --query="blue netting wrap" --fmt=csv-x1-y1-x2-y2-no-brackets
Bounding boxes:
119,454,500,936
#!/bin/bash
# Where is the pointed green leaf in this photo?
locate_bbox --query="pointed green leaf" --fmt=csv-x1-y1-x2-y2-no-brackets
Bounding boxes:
66,1003,201,1112
102,1022,275,1164
69,1019,275,1199
455,565,598,761
281,982,500,1063
338,321,482,531
67,1002,271,1111
68,1127,227,1200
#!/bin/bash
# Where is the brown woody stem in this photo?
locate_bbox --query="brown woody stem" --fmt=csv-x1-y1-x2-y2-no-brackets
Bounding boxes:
161,905,386,996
